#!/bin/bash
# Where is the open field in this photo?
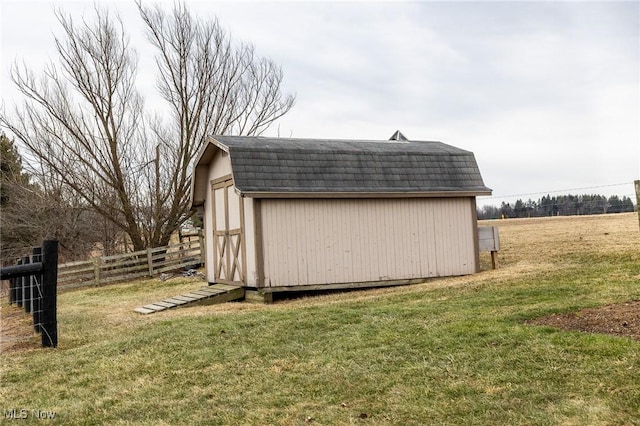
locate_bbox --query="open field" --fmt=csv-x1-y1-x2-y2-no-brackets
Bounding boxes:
1,213,639,424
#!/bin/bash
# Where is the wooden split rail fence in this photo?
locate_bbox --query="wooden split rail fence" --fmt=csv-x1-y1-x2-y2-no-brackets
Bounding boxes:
58,237,205,290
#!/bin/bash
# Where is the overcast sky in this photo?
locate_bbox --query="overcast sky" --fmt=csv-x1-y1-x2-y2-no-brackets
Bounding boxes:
1,1,638,207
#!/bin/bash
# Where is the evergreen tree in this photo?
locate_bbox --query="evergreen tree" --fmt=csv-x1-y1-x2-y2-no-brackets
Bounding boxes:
478,191,636,219
0,133,109,261
0,133,30,206
608,195,622,213
500,202,514,218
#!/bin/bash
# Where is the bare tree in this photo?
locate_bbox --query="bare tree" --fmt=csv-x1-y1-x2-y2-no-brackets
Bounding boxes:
0,184,107,263
1,133,105,261
136,1,294,247
1,3,295,252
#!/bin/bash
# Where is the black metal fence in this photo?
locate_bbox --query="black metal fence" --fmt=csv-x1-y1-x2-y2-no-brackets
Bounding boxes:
1,240,58,348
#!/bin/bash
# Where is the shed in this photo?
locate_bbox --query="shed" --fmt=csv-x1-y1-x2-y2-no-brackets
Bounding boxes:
190,134,491,293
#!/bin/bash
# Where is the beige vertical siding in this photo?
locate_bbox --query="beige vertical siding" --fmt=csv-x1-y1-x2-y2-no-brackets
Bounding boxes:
260,197,477,288
242,198,257,287
261,198,476,287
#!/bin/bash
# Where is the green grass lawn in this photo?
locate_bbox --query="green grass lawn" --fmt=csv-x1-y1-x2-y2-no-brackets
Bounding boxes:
1,214,639,425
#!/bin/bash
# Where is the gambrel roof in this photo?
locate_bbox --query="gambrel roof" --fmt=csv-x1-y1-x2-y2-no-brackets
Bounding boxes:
191,135,491,205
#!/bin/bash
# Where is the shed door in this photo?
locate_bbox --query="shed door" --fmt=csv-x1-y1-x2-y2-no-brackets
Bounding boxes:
211,176,245,284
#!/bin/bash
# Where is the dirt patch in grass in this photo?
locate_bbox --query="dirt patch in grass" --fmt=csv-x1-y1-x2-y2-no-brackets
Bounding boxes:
0,301,40,353
528,300,640,341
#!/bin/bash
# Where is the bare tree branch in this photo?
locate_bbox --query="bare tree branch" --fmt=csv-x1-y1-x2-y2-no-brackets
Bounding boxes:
1,2,295,252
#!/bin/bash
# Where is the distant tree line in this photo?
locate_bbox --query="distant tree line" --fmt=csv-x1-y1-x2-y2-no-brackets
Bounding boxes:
478,194,636,220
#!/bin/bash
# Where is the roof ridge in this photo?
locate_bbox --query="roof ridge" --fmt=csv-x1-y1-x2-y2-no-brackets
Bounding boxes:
212,135,446,144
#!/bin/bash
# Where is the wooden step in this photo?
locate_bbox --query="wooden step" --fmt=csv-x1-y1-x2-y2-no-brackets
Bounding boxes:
134,284,244,314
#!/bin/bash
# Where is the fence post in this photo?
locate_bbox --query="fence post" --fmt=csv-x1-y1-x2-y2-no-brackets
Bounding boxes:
41,240,58,348
32,246,43,333
22,256,31,311
15,259,23,307
199,229,205,266
25,254,36,314
94,257,102,287
16,258,24,308
147,248,153,276
9,267,17,304
635,180,640,230
8,277,13,303
8,276,14,304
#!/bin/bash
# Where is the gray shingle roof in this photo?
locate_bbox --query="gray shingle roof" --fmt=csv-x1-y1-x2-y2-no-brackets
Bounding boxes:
210,135,491,196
